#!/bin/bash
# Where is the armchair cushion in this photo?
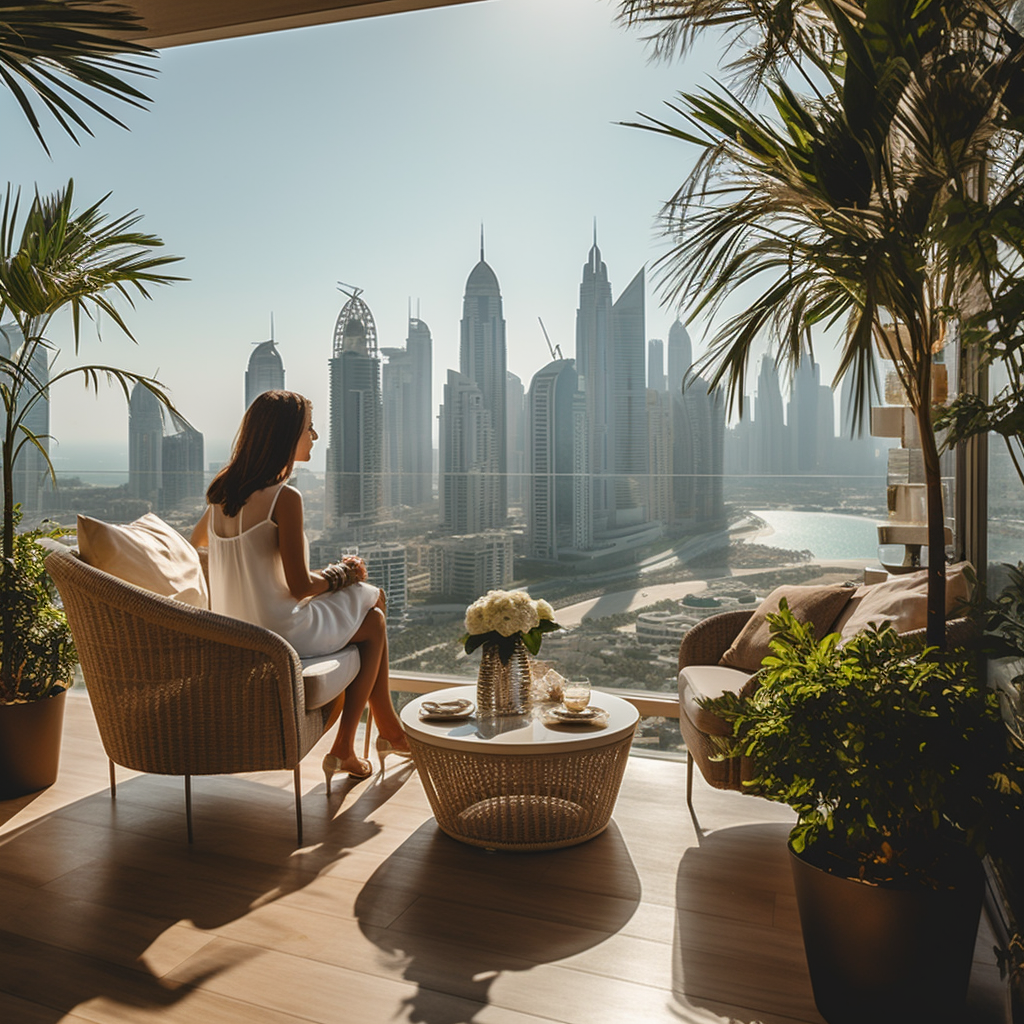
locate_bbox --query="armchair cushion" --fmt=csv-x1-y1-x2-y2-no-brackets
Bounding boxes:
832,562,972,641
679,664,754,737
300,646,361,709
719,583,855,672
77,513,209,608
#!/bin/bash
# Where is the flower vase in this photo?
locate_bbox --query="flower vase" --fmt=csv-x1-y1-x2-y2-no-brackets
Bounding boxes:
476,638,532,717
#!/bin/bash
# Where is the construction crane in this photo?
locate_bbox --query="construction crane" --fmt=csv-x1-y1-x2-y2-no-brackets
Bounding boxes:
337,280,363,300
538,317,563,361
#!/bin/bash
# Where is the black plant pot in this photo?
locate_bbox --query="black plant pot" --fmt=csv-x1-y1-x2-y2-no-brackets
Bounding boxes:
789,842,984,1024
0,688,67,799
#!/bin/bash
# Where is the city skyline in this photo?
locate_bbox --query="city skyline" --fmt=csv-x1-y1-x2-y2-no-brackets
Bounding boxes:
6,0,755,477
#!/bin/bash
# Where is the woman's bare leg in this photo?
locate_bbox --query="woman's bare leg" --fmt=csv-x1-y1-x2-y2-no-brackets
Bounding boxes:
327,596,407,765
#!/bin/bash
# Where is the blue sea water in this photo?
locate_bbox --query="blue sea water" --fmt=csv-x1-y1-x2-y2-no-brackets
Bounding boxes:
749,509,880,560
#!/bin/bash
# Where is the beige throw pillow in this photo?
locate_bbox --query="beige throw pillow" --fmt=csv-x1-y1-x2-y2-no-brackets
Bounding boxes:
719,584,856,673
77,513,209,608
832,562,971,641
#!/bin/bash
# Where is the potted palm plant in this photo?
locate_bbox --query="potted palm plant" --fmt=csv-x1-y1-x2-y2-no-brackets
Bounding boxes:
701,604,1024,1024
0,1,182,797
618,0,1024,650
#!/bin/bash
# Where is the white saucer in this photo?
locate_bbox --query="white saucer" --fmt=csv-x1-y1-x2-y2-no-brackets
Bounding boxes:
544,705,609,726
419,700,476,722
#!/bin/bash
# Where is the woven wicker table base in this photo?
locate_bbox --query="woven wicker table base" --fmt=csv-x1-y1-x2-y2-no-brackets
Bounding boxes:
408,732,634,851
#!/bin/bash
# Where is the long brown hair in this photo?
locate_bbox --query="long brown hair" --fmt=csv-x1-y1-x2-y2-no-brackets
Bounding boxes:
207,390,310,517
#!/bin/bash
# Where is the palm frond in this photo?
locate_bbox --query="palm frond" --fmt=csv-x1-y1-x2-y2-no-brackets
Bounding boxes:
0,0,155,153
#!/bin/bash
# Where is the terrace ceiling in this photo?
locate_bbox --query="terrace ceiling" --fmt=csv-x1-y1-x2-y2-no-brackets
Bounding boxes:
127,0,484,48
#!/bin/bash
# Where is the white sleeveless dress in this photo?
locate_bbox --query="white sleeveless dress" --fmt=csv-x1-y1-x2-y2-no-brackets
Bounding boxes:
207,483,380,658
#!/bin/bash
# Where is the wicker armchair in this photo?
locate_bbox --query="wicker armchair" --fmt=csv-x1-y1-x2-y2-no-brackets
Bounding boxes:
43,541,360,845
677,609,976,812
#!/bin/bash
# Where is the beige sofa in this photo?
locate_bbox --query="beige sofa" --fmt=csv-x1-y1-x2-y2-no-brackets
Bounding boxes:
677,568,975,811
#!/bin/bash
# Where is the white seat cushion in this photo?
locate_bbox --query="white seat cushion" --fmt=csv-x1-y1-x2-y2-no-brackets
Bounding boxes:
301,646,361,709
678,664,754,737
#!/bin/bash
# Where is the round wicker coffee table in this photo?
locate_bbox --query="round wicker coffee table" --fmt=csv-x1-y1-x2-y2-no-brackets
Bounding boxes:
401,685,639,851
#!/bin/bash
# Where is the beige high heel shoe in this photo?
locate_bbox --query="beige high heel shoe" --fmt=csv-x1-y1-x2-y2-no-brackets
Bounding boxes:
376,735,414,771
322,753,372,794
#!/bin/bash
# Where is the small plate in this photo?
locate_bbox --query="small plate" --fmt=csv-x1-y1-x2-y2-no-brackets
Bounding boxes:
545,705,608,726
419,700,476,722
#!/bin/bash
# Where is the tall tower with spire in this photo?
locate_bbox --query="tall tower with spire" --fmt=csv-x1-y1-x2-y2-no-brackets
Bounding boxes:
325,286,384,535
244,318,285,410
458,230,507,527
575,223,614,526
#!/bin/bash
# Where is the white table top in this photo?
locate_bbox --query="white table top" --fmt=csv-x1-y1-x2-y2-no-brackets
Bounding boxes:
400,684,639,755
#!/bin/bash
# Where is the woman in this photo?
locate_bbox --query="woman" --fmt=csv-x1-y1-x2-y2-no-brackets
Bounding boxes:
191,389,411,783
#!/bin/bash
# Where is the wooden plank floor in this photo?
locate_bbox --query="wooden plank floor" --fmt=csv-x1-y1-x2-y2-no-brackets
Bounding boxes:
0,691,1006,1024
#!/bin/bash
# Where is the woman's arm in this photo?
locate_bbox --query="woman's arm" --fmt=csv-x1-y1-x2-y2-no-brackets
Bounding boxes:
191,506,210,549
274,485,331,601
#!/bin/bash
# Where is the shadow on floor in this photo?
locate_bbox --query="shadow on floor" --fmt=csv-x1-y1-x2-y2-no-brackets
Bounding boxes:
0,768,410,1022
672,821,825,1024
355,820,642,1024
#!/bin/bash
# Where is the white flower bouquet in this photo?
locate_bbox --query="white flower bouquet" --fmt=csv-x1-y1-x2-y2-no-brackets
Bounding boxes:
461,589,563,663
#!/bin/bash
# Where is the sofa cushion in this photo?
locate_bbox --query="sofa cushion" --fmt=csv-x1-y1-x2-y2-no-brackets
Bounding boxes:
833,562,972,641
678,664,755,736
719,583,855,672
77,513,209,608
301,646,361,710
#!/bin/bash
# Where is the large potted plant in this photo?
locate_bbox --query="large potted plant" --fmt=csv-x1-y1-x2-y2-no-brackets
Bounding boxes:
0,1,181,797
618,0,1024,649
702,604,1024,1024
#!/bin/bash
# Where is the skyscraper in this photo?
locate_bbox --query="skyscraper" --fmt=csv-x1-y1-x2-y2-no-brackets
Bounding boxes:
161,413,205,511
128,381,163,504
381,316,433,508
667,318,692,395
438,369,496,535
575,230,614,524
648,338,666,391
459,234,507,525
647,388,673,526
0,323,49,513
674,374,726,525
244,338,285,409
754,355,787,476
506,371,526,507
325,289,383,535
788,359,831,473
610,267,649,522
527,358,587,560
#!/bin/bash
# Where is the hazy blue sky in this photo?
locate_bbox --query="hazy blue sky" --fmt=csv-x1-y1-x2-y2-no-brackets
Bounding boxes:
5,0,742,472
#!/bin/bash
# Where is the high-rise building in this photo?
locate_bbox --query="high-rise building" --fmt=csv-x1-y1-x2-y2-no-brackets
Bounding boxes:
161,413,205,511
506,371,526,507
788,359,831,473
527,358,587,560
754,355,787,476
438,369,497,535
325,289,383,536
647,388,673,526
459,234,507,525
0,323,49,513
575,230,614,524
667,318,692,395
610,266,649,522
674,374,726,525
128,381,163,504
575,234,651,537
244,338,285,409
648,338,666,391
427,531,513,602
355,541,409,618
381,316,433,509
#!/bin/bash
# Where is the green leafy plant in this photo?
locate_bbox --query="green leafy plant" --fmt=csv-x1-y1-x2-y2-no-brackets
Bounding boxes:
0,507,76,702
701,602,1024,887
618,0,1024,648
